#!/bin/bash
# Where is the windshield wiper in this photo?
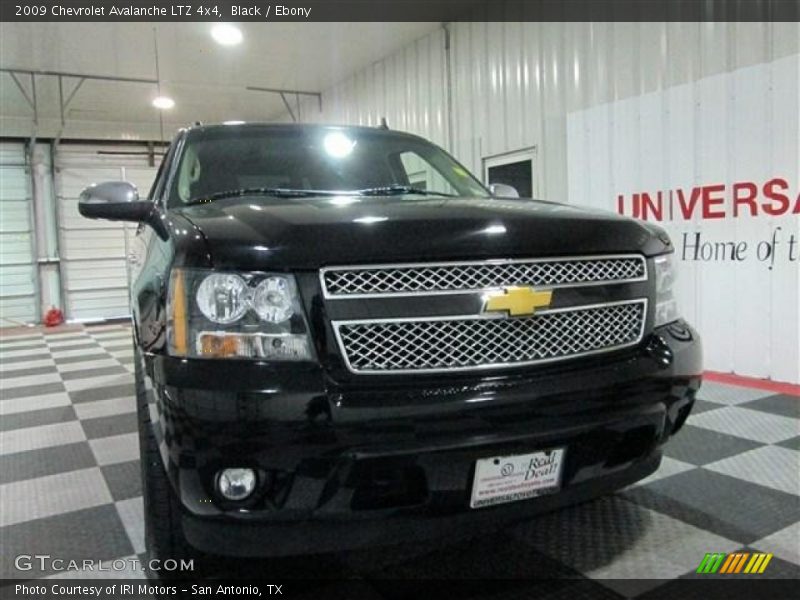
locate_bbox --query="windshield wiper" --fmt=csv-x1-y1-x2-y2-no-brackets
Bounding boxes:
186,187,343,204
355,185,456,197
185,184,456,205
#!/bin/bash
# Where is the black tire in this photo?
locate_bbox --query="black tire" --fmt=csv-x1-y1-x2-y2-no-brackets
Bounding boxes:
134,342,200,580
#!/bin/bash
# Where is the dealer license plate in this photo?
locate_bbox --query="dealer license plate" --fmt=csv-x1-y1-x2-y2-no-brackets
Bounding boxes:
470,447,565,509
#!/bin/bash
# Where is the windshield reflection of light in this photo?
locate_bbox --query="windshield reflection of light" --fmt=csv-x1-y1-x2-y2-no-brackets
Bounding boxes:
482,224,507,235
329,196,360,206
353,216,388,224
324,131,356,158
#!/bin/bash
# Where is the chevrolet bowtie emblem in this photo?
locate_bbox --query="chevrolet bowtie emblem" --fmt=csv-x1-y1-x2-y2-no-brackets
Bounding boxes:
484,286,553,317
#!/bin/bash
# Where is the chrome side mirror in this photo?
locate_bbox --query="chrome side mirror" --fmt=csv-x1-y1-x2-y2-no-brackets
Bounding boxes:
489,183,520,198
79,181,167,239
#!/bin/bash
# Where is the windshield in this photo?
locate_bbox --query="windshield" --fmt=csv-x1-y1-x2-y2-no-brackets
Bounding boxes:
168,125,490,206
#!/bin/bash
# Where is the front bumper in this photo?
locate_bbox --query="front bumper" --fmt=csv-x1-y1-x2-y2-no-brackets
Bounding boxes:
144,320,701,557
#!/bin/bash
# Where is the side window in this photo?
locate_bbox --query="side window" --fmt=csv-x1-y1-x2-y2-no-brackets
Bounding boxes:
396,151,456,196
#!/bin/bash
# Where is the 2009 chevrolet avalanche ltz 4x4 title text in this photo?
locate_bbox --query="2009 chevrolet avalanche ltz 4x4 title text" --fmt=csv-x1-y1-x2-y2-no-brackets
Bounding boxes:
79,123,701,570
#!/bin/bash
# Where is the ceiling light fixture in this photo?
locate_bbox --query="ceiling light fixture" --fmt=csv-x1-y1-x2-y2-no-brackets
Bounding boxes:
152,96,175,110
212,24,243,46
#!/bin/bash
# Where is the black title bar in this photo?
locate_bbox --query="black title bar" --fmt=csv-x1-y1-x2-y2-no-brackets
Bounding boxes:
1,0,799,22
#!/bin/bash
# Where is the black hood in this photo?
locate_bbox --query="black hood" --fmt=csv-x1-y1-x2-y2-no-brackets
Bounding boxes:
175,195,670,271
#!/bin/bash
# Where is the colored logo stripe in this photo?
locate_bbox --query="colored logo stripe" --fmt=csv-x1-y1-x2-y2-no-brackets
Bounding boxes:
697,552,773,574
696,553,725,573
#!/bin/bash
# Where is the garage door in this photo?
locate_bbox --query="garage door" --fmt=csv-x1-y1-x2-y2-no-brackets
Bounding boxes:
55,143,159,321
0,142,37,327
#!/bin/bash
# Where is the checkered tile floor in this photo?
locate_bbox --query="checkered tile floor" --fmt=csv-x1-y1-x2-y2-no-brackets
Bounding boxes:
1,324,798,596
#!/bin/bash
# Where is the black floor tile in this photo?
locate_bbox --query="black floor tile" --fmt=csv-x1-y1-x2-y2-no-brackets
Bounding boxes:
82,411,138,439
739,394,800,419
0,343,47,353
0,442,97,485
665,425,762,465
102,344,132,353
50,342,100,352
54,353,112,365
0,365,57,380
0,505,134,578
0,405,77,432
102,460,142,501
0,381,66,400
622,469,800,544
60,365,129,381
775,435,800,451
691,399,727,415
69,383,135,404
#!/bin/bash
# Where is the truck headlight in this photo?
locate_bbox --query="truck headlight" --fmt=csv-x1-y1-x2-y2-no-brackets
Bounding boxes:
167,269,313,361
654,253,680,327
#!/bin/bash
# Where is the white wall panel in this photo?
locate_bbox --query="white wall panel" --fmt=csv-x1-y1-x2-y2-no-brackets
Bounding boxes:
0,142,37,326
55,144,158,321
568,55,799,384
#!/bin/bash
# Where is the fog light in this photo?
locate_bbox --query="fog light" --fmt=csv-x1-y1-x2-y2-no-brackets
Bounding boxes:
217,468,256,501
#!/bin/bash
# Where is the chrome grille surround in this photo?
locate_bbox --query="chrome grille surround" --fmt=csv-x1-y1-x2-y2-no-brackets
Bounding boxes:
321,254,647,298
333,299,647,375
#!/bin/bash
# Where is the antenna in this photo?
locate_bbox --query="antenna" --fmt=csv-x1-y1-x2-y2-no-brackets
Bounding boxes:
379,117,389,130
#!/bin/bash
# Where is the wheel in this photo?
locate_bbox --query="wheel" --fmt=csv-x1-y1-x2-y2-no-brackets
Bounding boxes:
134,341,199,580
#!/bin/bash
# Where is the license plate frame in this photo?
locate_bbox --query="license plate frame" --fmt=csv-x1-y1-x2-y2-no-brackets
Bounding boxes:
470,447,566,509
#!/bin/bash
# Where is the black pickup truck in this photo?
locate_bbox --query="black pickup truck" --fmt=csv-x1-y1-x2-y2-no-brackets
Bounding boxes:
79,123,701,568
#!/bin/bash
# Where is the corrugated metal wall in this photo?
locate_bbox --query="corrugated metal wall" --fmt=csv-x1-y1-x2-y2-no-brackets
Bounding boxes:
0,142,37,326
55,144,159,321
293,21,800,382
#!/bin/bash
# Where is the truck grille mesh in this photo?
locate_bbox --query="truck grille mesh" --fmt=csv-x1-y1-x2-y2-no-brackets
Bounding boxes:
335,300,646,374
323,256,646,297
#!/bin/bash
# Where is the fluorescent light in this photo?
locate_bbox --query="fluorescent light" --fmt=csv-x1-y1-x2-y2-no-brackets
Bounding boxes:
152,96,175,110
212,24,243,46
223,120,245,125
324,132,356,158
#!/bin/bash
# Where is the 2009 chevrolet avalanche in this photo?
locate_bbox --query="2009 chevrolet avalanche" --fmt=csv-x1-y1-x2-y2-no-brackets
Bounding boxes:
79,123,701,569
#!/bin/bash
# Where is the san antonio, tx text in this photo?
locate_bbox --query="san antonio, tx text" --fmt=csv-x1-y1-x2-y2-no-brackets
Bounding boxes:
15,583,281,597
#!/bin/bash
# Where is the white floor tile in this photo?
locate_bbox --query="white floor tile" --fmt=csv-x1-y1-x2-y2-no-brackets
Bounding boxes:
0,358,55,373
696,381,775,405
0,392,71,416
54,358,121,373
89,432,139,466
753,523,800,566
0,421,86,455
1,372,63,389
0,337,45,349
64,373,133,392
115,496,145,555
0,347,49,359
689,406,799,444
705,446,800,496
74,396,136,420
0,467,112,527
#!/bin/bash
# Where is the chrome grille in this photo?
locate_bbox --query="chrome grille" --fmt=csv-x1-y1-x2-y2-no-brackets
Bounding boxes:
334,300,647,374
322,255,646,298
